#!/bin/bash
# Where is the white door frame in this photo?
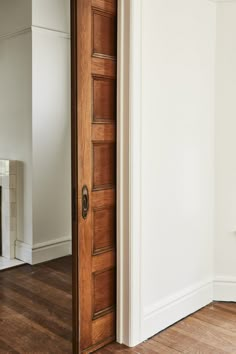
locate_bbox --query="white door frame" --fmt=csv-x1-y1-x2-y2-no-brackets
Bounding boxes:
117,0,143,347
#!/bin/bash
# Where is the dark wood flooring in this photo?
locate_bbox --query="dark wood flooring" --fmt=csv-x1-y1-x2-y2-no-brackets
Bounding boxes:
0,256,72,353
1,257,236,353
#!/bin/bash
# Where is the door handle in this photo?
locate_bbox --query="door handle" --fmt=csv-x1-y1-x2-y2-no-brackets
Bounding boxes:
82,185,89,219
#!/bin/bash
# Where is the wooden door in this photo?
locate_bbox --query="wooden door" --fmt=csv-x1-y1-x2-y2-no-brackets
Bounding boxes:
71,0,117,353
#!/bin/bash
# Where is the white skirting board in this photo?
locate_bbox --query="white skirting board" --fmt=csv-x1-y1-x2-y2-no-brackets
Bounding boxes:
142,280,213,341
213,277,236,302
15,236,72,265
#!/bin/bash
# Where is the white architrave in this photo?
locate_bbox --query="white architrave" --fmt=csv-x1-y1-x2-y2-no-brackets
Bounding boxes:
117,0,143,347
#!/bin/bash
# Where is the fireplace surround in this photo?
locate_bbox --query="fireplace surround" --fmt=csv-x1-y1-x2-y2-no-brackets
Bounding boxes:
0,160,18,259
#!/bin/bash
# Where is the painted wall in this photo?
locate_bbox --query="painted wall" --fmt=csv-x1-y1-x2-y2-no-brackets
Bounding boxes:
214,1,236,300
0,0,71,263
32,20,71,248
0,2,33,246
32,0,70,33
0,0,31,36
141,0,216,340
30,0,71,260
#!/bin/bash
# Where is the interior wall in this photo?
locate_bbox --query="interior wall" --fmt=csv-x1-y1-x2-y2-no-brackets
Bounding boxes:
0,0,71,263
214,1,236,300
32,24,71,249
141,0,216,340
31,0,71,259
0,0,31,36
0,1,33,247
32,0,70,33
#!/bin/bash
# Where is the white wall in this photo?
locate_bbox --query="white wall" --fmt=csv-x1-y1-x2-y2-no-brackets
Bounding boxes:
31,1,71,259
0,0,71,263
214,1,236,300
0,2,33,246
0,0,31,36
32,0,70,33
32,27,71,248
141,0,216,340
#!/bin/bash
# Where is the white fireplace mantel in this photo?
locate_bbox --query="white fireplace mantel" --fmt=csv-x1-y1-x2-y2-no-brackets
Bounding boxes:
0,160,18,259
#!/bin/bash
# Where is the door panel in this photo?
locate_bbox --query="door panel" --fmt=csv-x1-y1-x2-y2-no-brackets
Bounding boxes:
72,0,117,352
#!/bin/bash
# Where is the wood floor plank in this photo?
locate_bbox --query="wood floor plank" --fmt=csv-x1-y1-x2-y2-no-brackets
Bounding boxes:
0,289,72,340
139,339,181,353
0,256,72,354
152,327,201,352
194,306,236,332
213,302,236,315
0,285,71,330
1,258,236,354
0,305,71,353
172,316,236,353
0,338,19,354
100,303,236,354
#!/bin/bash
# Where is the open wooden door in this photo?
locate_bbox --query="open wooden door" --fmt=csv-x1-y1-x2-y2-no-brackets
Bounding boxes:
71,0,117,353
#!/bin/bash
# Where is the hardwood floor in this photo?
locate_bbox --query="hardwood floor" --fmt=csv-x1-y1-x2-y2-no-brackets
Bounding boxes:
97,302,236,354
0,256,72,353
0,258,236,353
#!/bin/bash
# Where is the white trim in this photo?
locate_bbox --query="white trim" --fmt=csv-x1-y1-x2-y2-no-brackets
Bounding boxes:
117,0,143,347
15,236,71,265
0,257,24,271
129,0,143,347
143,281,213,341
213,277,236,301
15,241,32,264
117,0,125,344
33,236,72,250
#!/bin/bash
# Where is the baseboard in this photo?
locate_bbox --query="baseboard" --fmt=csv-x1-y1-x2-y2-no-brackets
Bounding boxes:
142,280,213,341
15,236,72,265
213,277,236,302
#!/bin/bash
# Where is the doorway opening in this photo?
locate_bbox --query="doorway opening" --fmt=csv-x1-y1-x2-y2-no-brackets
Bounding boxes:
0,0,73,352
0,0,122,352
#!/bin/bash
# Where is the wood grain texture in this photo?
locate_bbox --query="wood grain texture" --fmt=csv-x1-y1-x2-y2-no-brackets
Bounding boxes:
92,57,116,78
0,256,72,354
92,0,116,14
71,0,79,352
73,0,117,352
93,143,116,190
1,263,236,354
93,268,116,317
93,207,116,254
92,9,117,59
93,76,116,123
95,302,236,354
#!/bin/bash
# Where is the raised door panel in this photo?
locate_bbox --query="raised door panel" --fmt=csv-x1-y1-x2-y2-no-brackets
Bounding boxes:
93,207,116,254
92,9,117,58
93,143,116,190
93,76,116,123
76,0,117,353
93,268,116,317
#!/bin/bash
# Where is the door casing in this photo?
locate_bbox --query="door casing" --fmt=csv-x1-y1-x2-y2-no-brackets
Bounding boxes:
71,0,143,351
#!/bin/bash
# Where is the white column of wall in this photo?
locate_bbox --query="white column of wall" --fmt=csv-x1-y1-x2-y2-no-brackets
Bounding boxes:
140,0,216,341
0,0,71,264
31,0,71,264
0,0,33,255
214,1,236,301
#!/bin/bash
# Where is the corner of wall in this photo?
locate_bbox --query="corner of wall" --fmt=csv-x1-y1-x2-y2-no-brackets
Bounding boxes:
214,277,236,301
15,237,72,265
